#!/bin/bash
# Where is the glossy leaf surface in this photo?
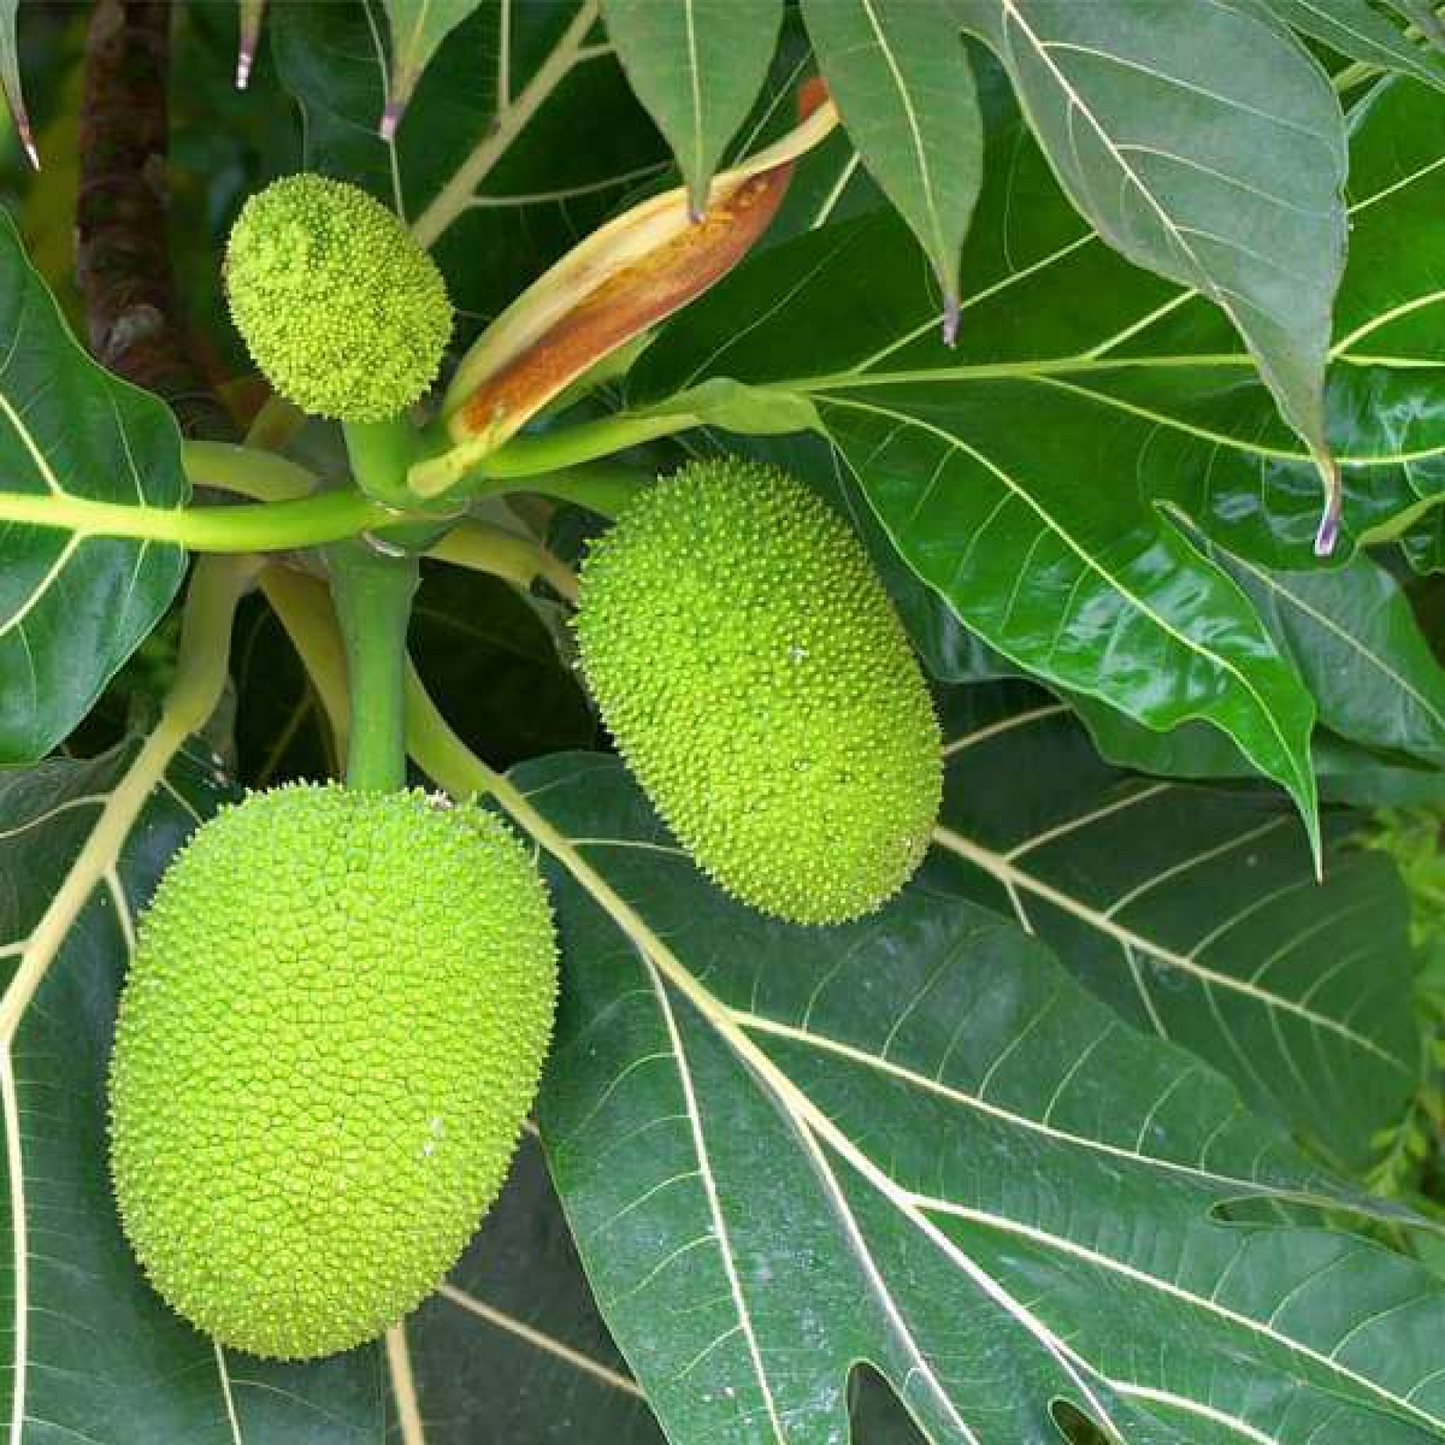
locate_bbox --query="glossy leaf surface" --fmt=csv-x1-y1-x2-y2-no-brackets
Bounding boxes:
930,682,1419,1168
515,752,1444,1444
954,0,1348,493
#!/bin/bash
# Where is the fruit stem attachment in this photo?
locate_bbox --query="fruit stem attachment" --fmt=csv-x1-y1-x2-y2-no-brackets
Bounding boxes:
327,539,419,792
344,416,422,508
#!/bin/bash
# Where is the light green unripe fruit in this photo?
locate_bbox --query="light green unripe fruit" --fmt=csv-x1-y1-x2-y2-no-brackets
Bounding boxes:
575,459,943,924
108,783,557,1360
224,173,453,422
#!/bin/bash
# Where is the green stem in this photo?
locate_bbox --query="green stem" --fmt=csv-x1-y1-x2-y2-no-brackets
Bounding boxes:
0,486,413,551
328,540,419,792
344,416,422,507
182,439,317,501
405,659,504,800
410,411,697,499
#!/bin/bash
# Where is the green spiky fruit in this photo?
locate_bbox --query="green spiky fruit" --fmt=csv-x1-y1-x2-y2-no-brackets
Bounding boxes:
224,173,453,422
575,459,942,924
108,784,557,1360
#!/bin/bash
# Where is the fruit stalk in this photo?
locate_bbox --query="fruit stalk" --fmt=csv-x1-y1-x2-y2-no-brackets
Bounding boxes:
327,539,419,793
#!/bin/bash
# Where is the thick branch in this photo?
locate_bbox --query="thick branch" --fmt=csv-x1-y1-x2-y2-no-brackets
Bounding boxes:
76,0,232,438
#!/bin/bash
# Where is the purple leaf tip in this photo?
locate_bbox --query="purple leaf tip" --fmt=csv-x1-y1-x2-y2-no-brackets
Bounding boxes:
941,295,960,349
1312,499,1340,558
15,109,37,170
379,99,403,143
235,44,254,90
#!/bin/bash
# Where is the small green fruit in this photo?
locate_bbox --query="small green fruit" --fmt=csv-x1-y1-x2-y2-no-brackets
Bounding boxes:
575,458,942,924
108,784,557,1359
224,173,453,422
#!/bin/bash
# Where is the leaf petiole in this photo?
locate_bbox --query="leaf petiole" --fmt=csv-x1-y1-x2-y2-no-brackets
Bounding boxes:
407,412,691,501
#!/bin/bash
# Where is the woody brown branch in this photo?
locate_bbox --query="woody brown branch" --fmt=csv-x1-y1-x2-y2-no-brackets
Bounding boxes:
76,0,233,439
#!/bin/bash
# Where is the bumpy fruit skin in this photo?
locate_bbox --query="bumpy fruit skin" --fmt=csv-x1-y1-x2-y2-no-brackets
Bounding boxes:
224,173,452,422
575,459,943,924
108,783,557,1360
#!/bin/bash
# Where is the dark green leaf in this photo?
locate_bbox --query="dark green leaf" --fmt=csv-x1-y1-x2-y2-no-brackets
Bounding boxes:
813,372,1322,840
801,0,983,335
1335,76,1445,369
1260,0,1445,91
929,682,1418,1168
0,209,188,765
601,0,782,213
512,752,1445,1442
1198,541,1445,768
632,78,1442,571
953,0,1348,511
403,1134,663,1442
0,737,387,1440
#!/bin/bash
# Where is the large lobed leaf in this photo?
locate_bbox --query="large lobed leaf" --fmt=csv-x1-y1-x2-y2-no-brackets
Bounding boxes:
0,210,188,766
512,751,1445,1444
929,681,1419,1170
953,0,1348,504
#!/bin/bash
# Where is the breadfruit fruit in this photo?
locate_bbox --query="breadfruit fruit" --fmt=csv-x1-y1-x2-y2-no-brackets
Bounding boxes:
108,783,557,1359
575,458,942,924
224,173,453,422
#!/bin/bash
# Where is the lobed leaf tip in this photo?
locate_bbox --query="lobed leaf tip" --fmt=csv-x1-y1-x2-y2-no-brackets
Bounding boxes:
1311,459,1342,558
236,2,263,91
6,95,37,169
941,294,960,349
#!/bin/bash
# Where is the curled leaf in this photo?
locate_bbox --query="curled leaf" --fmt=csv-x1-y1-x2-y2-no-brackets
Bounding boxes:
428,82,836,488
